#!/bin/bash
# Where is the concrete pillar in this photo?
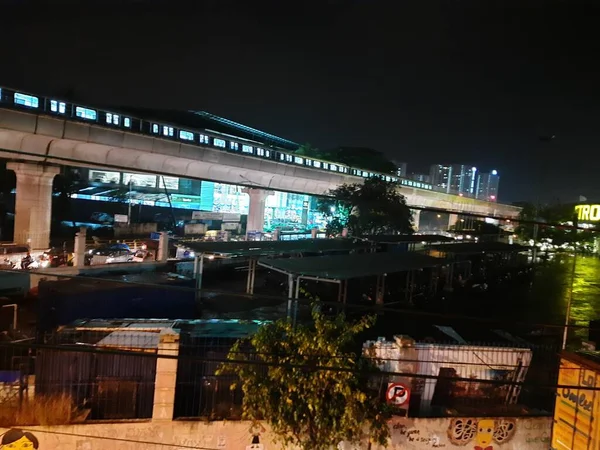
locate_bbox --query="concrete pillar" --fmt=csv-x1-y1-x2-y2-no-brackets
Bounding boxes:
157,232,169,262
311,227,318,239
152,328,180,421
73,227,87,268
243,188,273,235
448,214,459,230
272,228,281,241
7,163,59,249
411,209,421,231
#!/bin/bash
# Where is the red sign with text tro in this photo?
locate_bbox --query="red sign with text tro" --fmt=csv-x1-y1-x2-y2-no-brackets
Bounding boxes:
386,383,410,406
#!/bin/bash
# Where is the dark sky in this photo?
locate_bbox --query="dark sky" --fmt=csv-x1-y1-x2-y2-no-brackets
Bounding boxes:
1,0,599,203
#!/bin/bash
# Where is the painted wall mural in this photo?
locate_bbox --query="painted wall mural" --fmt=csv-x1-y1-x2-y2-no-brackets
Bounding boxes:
447,418,516,449
0,417,551,449
1,429,39,449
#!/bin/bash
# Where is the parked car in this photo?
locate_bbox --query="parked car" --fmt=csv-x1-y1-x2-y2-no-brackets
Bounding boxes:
90,212,114,224
86,244,133,265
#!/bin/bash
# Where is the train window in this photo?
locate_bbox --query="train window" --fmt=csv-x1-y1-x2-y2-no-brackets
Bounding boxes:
179,130,194,141
285,154,293,163
162,126,174,137
106,113,120,125
14,92,39,108
322,163,329,170
214,138,226,148
199,134,209,144
330,164,338,172
152,124,159,134
230,142,239,151
50,100,66,114
242,145,253,154
294,156,304,164
124,117,131,128
313,161,321,168
75,106,97,120
305,159,313,166
265,149,271,158
256,147,264,156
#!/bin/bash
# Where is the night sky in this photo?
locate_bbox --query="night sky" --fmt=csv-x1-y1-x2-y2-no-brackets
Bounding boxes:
1,0,598,203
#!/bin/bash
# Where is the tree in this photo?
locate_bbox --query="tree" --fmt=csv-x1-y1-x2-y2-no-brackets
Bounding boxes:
317,177,413,236
216,309,390,450
53,168,81,227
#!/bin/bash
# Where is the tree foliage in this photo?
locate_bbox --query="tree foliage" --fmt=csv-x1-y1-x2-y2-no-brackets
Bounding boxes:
216,309,390,450
295,143,398,175
53,168,81,225
514,201,585,244
317,177,413,236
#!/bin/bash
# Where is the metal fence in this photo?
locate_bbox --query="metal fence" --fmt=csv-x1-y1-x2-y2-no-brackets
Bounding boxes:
0,337,559,424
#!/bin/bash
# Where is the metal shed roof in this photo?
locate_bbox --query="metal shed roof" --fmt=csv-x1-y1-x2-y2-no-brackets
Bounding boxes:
179,238,369,257
364,234,455,243
258,251,446,281
427,242,530,254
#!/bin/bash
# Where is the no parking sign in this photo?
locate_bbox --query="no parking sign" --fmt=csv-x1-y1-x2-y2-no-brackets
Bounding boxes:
386,383,410,406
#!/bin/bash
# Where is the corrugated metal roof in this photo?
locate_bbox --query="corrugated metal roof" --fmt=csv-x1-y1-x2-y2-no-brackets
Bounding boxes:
365,234,455,243
96,331,161,350
427,242,530,254
180,238,369,257
258,251,446,280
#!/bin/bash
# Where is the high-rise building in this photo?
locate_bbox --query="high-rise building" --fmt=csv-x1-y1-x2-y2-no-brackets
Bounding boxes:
449,165,477,196
409,173,431,184
476,169,500,201
429,164,452,192
393,161,408,178
429,164,477,195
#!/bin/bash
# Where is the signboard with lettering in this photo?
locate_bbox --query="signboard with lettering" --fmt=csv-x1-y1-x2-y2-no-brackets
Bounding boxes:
575,204,600,222
552,355,600,450
222,213,241,222
192,211,222,221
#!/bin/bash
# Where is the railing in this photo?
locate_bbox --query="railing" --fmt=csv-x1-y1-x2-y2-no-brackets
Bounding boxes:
0,85,445,194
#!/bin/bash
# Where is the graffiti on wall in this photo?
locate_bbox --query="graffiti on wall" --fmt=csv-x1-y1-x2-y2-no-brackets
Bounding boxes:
1,429,39,449
245,421,266,450
447,418,516,449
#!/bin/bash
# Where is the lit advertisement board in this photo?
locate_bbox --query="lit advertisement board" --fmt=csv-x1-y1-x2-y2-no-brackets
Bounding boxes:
552,356,600,450
89,170,120,184
123,173,157,188
575,205,600,222
158,176,179,190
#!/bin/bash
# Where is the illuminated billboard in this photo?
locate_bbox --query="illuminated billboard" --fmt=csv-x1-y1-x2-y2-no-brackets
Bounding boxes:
123,173,157,188
89,170,120,184
159,176,179,191
575,204,600,222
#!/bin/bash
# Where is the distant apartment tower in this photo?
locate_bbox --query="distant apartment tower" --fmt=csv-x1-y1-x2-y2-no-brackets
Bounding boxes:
429,164,452,192
393,161,408,178
410,173,431,184
449,165,477,196
476,170,500,201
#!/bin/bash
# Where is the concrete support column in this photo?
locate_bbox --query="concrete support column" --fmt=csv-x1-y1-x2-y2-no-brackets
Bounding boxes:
243,188,273,235
411,209,421,231
73,227,87,268
448,213,459,230
157,232,169,262
7,163,60,249
311,227,318,239
152,328,180,421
